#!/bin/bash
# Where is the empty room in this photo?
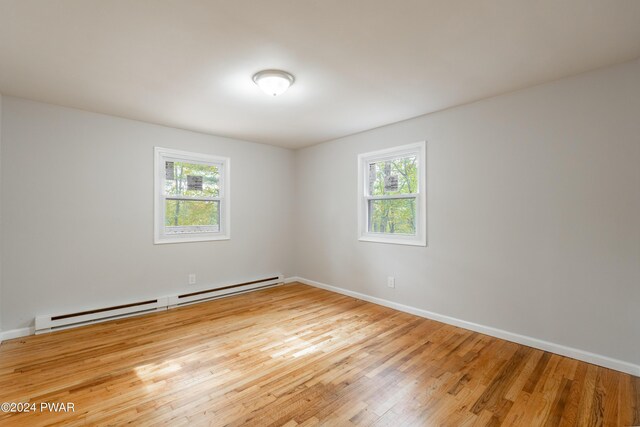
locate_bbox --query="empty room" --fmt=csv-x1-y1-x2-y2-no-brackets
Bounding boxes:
0,1,638,426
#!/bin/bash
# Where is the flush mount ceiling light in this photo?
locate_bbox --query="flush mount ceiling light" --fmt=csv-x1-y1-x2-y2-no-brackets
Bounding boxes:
252,69,295,96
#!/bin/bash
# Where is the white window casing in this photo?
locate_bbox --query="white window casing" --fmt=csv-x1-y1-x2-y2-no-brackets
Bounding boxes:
154,147,230,244
357,141,426,246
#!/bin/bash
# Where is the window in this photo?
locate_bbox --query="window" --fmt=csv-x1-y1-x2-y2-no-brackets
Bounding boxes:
357,141,426,246
154,147,230,244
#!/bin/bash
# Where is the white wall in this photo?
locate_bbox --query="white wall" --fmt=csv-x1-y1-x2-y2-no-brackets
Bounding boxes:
0,93,3,340
294,59,640,367
0,97,295,331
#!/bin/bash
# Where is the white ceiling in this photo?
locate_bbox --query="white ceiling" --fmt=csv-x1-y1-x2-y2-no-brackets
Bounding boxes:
1,1,639,149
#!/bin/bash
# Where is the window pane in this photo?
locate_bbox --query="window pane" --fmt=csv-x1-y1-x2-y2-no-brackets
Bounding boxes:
165,200,220,233
165,161,220,198
368,198,416,235
369,155,418,196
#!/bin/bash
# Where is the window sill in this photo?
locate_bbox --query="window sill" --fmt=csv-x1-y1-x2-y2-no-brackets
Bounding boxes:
358,235,426,247
154,234,230,244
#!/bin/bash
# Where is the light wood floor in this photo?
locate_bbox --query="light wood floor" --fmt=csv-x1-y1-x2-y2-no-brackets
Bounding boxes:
0,283,637,426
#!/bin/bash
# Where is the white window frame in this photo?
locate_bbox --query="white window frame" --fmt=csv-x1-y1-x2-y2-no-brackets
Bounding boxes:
154,147,230,244
357,141,426,246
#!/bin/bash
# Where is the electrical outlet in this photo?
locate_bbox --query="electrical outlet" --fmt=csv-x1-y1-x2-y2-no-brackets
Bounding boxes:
387,276,395,288
188,273,196,285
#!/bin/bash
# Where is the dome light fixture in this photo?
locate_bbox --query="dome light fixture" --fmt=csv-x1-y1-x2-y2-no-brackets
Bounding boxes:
252,69,295,96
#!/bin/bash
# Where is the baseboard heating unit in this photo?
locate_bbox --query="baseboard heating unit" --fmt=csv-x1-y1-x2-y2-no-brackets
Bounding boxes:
35,298,168,334
167,275,283,307
34,274,284,334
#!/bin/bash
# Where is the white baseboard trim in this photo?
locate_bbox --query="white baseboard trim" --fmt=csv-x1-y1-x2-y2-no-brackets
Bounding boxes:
289,276,640,377
0,327,34,342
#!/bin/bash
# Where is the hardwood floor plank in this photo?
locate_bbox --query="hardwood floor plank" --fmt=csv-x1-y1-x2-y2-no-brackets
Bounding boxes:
0,283,636,426
470,346,532,414
557,362,588,427
629,375,640,426
543,377,573,427
575,364,600,426
523,351,552,394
